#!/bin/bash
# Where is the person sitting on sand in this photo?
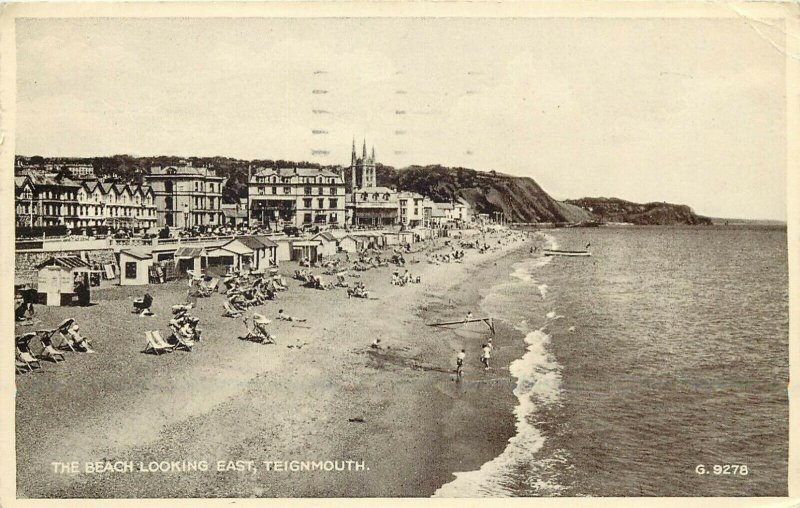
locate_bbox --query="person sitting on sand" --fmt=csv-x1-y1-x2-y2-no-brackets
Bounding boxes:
371,338,382,349
465,311,474,323
252,313,275,344
67,324,95,353
277,309,306,322
15,293,27,322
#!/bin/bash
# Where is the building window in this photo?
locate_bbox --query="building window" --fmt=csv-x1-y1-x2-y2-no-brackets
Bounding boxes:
272,187,277,195
125,262,137,280
317,198,324,209
303,198,312,209
304,186,312,195
329,198,338,209
258,186,265,195
303,213,312,224
330,187,336,196
284,187,291,195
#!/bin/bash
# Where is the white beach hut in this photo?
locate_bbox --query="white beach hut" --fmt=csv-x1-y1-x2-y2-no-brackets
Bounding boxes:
119,248,154,286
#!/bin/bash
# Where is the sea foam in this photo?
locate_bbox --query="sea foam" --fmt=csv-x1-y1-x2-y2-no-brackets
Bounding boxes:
433,328,563,497
435,232,565,497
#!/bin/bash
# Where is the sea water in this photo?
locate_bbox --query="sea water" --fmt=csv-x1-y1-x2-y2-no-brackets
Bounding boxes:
434,226,788,497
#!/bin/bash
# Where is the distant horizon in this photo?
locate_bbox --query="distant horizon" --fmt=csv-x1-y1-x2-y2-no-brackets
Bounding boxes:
13,151,786,222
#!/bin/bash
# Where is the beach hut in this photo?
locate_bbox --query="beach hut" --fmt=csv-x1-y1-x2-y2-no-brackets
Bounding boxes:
36,256,91,306
398,231,415,246
312,232,338,258
173,246,205,276
273,237,292,262
205,245,244,275
236,236,275,272
351,233,381,250
383,232,400,246
221,236,256,271
338,235,365,253
411,226,433,240
253,236,279,267
119,248,154,286
290,239,321,262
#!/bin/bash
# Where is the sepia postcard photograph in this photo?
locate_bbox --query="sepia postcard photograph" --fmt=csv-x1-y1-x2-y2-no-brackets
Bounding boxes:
0,1,797,503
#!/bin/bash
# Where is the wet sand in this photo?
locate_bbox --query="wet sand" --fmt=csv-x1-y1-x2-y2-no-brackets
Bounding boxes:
15,231,539,498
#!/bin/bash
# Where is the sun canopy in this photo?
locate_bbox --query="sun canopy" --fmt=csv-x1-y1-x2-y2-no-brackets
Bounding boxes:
174,246,204,258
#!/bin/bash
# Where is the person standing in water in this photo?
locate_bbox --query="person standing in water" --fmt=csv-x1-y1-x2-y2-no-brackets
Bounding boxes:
481,343,492,370
456,349,466,379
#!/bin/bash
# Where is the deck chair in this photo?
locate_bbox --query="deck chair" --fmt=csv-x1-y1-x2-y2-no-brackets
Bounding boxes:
57,320,94,353
151,330,173,351
16,358,31,374
205,277,219,293
103,264,115,280
38,330,66,363
16,333,41,370
52,318,76,350
142,330,173,355
222,301,242,318
168,322,194,351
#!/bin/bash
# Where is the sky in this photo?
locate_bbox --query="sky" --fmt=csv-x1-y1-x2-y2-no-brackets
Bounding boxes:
15,17,788,220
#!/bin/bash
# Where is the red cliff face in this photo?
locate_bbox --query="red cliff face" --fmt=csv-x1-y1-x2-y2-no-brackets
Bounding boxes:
377,164,591,223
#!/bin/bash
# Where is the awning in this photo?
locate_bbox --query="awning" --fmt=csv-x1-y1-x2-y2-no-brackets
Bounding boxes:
174,246,204,258
354,209,397,219
121,248,153,260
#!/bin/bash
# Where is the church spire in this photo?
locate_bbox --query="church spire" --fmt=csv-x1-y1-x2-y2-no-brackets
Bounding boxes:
351,137,357,166
371,146,375,161
362,138,367,159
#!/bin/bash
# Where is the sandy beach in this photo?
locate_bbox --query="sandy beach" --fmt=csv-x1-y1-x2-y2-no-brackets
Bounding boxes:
15,230,543,498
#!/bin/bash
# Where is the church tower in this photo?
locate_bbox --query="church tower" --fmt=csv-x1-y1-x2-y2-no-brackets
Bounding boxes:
350,137,377,190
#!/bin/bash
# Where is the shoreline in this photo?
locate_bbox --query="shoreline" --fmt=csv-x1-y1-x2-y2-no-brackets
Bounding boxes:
15,230,537,498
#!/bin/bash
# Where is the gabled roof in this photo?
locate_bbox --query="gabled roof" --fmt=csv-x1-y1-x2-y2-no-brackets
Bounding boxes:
82,180,100,192
121,248,153,260
313,232,337,242
221,238,255,254
236,236,268,250
36,256,91,270
253,235,279,248
20,170,80,188
15,176,33,189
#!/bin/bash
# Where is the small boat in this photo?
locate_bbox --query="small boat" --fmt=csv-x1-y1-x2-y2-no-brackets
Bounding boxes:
543,249,591,257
